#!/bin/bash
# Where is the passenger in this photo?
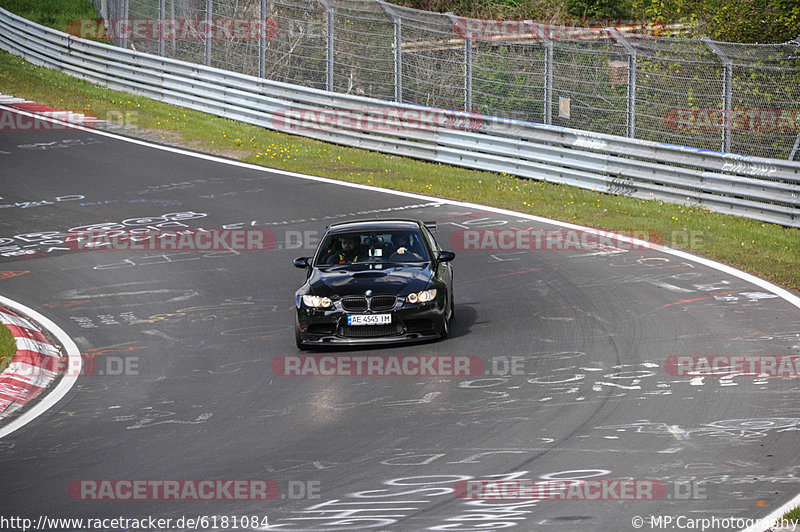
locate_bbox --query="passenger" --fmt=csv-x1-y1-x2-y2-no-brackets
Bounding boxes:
327,234,361,264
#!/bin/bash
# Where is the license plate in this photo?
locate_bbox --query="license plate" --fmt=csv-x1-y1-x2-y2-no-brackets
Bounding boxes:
348,314,391,326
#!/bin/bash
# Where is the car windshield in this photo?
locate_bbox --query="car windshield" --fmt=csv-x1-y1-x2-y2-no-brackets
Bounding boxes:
315,230,430,267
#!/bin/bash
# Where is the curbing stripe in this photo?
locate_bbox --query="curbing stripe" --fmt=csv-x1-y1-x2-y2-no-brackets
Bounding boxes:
0,294,81,439
12,349,61,372
0,314,59,412
3,323,52,345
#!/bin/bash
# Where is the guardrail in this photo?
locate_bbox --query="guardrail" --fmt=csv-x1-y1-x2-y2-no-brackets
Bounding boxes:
1,8,799,228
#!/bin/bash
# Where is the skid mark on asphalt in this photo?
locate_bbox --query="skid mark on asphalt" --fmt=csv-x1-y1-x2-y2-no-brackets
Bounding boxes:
112,408,213,430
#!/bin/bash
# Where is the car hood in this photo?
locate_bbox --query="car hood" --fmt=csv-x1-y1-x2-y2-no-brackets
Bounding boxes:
305,263,434,297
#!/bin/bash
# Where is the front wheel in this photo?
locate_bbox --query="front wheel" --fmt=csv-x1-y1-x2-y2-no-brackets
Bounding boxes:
440,292,452,339
295,327,309,350
439,314,450,339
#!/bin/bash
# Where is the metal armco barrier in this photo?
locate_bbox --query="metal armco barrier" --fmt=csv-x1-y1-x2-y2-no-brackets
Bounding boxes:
1,8,799,228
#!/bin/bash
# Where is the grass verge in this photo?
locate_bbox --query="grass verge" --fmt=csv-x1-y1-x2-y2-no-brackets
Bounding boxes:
0,323,17,374
784,506,800,521
0,0,96,32
0,47,799,294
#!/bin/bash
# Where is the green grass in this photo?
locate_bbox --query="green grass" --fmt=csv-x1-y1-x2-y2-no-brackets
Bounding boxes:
0,0,97,32
784,506,800,521
0,48,799,294
0,323,17,374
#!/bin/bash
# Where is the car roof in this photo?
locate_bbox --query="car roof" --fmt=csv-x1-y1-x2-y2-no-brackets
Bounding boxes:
325,219,423,234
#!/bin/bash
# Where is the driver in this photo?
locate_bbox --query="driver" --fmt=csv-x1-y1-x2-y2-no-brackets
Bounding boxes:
390,232,422,259
391,233,411,255
327,234,360,264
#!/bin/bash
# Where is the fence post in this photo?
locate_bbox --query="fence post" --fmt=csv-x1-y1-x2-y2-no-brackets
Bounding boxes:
703,38,732,153
318,0,334,92
170,0,175,56
377,1,402,102
394,17,402,102
533,24,552,124
464,31,472,111
259,0,266,78
790,132,800,161
609,27,636,138
204,0,212,66
789,35,800,160
446,13,471,111
158,0,165,57
121,0,129,49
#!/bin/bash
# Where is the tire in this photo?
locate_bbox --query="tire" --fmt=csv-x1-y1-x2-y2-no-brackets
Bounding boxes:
295,327,309,351
439,314,450,339
440,292,452,339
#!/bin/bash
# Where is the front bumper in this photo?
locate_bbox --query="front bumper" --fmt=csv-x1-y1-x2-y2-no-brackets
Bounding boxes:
296,300,446,346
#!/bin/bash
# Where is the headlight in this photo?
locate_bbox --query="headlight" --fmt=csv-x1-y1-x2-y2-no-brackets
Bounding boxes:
406,289,436,304
303,295,332,308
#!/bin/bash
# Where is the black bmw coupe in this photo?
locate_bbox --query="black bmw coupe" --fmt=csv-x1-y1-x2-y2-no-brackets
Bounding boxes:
293,219,455,348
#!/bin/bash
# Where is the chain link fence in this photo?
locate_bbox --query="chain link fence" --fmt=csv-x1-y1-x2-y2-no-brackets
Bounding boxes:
92,0,800,160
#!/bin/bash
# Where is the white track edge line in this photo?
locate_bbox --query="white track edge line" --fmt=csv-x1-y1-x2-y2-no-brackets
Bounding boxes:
740,494,800,532
2,103,798,309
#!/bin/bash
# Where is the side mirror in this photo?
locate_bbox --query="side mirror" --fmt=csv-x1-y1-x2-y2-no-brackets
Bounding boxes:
293,257,311,269
437,250,456,262
423,221,438,232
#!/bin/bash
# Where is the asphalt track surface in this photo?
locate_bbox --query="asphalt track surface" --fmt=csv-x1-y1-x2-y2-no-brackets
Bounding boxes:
0,107,798,531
